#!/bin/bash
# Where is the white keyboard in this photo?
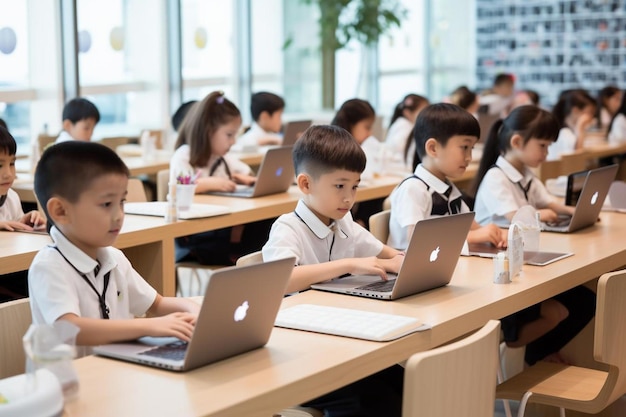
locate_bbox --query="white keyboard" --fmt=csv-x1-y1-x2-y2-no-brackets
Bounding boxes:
275,304,428,342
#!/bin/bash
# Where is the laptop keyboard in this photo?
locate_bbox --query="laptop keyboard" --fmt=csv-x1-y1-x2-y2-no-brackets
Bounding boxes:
355,279,396,292
138,340,188,361
274,304,425,342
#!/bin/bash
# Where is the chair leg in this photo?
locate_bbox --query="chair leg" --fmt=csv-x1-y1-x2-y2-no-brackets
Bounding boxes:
559,408,566,417
517,392,532,417
497,345,514,417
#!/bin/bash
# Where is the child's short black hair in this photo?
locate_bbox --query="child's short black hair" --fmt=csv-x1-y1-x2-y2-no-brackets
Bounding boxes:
331,99,375,134
293,125,366,178
171,101,198,132
414,103,480,161
0,126,16,155
34,141,129,224
494,73,514,87
62,98,101,124
250,92,285,121
0,118,7,131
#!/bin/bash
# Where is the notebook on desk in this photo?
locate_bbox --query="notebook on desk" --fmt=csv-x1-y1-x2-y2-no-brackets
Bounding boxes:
124,201,230,219
93,257,294,372
281,120,312,146
311,212,474,300
209,146,295,198
541,164,617,233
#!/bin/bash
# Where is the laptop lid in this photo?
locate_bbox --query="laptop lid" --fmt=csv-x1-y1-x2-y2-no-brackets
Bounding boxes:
93,257,294,371
565,168,588,206
543,164,618,233
311,212,474,300
281,120,312,146
210,146,295,198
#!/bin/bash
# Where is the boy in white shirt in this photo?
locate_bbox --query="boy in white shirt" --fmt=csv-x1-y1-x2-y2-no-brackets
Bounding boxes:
262,124,405,416
30,141,199,356
388,103,506,251
238,92,284,147
55,98,100,143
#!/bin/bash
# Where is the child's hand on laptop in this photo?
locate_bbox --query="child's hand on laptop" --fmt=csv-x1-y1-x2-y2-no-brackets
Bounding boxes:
197,176,237,192
147,312,196,342
21,210,47,230
468,223,507,248
0,220,37,232
538,208,560,223
232,173,256,186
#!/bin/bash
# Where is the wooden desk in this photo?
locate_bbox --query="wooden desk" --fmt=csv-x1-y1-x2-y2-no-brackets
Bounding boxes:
63,212,626,417
1,177,403,295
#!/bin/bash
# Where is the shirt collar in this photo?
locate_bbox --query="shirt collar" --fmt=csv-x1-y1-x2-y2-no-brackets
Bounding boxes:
294,200,348,240
50,226,117,275
495,156,533,186
414,164,451,195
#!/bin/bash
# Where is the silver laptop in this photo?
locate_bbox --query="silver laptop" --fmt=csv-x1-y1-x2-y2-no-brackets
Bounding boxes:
124,201,230,219
211,146,295,198
541,164,618,233
93,257,294,372
281,120,312,146
311,212,474,300
467,242,573,266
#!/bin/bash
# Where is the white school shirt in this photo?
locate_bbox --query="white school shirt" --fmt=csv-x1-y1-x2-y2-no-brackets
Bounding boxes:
547,127,576,161
169,144,252,182
0,189,24,221
28,226,157,357
385,117,413,156
238,123,282,147
55,130,74,144
608,114,626,144
360,136,383,180
474,156,555,225
387,164,469,250
262,199,383,269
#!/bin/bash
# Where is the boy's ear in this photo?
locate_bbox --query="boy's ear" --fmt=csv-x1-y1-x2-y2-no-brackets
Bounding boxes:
257,110,270,123
62,119,73,132
46,197,70,225
296,173,313,194
510,133,524,150
424,138,439,158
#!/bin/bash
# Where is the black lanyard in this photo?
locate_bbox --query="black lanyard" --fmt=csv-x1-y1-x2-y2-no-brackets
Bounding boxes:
517,180,532,202
208,157,232,179
52,246,111,319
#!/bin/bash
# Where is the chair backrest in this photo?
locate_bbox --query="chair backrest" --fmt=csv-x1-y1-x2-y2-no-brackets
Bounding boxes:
126,178,148,202
140,129,164,149
369,210,390,244
560,151,590,176
0,298,32,379
37,134,57,155
594,269,626,406
157,169,170,202
236,251,264,267
98,136,130,151
403,320,500,417
538,159,562,183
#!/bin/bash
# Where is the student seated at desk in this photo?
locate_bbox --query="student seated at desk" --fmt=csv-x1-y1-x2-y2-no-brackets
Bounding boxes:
597,85,622,131
238,91,284,147
547,89,596,161
387,103,506,251
171,100,198,132
473,105,595,365
170,91,267,265
55,97,100,143
29,141,199,357
385,93,429,167
262,125,404,416
0,126,46,302
607,89,626,145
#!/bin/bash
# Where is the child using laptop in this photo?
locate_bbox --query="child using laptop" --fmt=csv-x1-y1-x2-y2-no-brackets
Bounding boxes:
170,91,264,265
55,97,101,143
238,92,284,147
29,141,199,357
262,124,404,416
547,89,596,161
385,94,429,168
387,103,506,252
473,105,595,365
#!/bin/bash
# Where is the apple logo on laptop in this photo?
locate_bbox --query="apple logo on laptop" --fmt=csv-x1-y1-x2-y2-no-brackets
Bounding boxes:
275,167,283,177
429,246,440,262
234,301,249,322
590,191,599,205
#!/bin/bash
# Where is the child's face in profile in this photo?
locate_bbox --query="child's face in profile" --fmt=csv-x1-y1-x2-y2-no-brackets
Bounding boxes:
210,117,241,157
351,118,374,144
432,135,476,180
66,118,97,141
56,173,127,259
517,138,551,168
301,169,361,225
0,150,16,196
262,109,283,133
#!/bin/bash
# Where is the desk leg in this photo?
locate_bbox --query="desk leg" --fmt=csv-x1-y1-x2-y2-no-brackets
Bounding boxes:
122,239,176,296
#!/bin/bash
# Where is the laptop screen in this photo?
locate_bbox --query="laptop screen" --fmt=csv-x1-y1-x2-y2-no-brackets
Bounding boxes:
565,169,588,206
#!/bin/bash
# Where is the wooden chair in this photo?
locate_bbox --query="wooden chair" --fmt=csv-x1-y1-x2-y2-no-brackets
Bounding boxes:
369,209,390,243
496,269,626,416
236,251,263,267
97,136,130,151
403,320,501,417
140,129,164,150
126,178,148,202
0,298,32,379
560,150,590,176
156,169,170,202
37,133,57,155
538,159,562,183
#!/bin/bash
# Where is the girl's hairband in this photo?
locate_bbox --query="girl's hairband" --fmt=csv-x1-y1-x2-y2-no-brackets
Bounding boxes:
216,91,225,104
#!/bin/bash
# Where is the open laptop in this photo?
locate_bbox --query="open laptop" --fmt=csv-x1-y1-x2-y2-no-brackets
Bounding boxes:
541,164,618,233
281,120,312,146
565,168,588,206
93,257,294,372
210,146,295,198
311,212,474,300
124,201,230,220
467,242,573,266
